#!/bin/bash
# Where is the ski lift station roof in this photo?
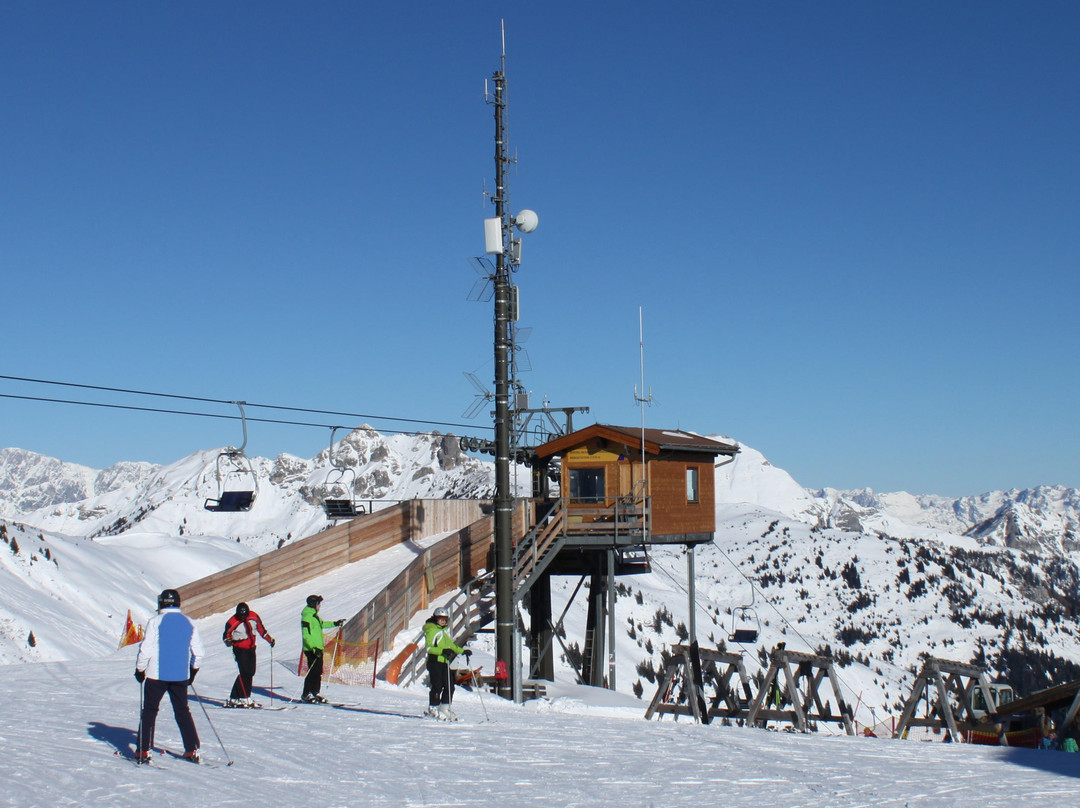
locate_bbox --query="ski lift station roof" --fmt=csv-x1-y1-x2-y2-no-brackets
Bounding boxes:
534,424,739,460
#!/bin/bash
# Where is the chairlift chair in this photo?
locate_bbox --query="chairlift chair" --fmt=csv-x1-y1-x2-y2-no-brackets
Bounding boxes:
318,427,365,520
321,467,365,519
729,585,761,644
615,545,652,575
204,449,258,512
204,403,259,513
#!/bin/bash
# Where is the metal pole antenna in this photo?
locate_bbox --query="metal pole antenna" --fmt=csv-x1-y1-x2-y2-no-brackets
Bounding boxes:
491,55,516,701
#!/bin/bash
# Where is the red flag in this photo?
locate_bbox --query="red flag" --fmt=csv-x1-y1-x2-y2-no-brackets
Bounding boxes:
117,610,144,649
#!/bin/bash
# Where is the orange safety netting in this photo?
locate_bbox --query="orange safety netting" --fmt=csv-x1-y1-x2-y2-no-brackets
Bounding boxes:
297,637,380,688
117,610,144,649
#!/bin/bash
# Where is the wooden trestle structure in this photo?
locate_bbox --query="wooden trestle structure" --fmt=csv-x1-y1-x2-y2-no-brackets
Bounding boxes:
894,656,1080,747
644,642,753,724
646,642,855,735
892,657,1002,740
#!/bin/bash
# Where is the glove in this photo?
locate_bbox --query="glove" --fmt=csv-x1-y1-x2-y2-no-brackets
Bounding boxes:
134,669,146,683
444,650,457,663
268,637,276,647
311,648,323,659
188,667,198,685
223,638,233,647
334,619,345,627
463,648,472,659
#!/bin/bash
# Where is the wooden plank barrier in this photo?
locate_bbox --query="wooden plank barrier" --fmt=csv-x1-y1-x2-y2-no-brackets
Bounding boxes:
178,558,261,619
341,516,495,657
176,500,488,620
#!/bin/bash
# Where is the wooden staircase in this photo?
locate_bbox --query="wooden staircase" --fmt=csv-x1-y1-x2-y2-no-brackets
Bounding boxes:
392,573,496,687
513,499,568,600
389,494,650,689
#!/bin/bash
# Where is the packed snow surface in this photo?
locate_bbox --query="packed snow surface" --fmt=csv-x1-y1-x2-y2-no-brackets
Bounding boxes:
2,548,1078,808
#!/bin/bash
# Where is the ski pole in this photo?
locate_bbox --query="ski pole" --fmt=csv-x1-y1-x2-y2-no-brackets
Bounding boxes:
470,667,490,722
281,650,307,702
269,643,274,707
190,682,234,766
137,678,145,757
326,635,340,699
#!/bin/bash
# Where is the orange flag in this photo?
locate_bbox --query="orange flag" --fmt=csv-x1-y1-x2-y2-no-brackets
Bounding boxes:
117,610,144,649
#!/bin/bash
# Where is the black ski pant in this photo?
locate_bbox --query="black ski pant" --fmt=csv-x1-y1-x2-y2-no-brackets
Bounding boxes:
229,646,257,700
427,656,454,706
303,649,323,697
139,678,199,754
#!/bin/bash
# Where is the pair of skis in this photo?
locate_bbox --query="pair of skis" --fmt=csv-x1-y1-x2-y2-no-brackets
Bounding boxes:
116,748,220,769
294,698,361,708
222,700,293,711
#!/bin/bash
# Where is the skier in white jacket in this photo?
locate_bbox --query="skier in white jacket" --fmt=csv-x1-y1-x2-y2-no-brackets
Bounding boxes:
134,588,205,763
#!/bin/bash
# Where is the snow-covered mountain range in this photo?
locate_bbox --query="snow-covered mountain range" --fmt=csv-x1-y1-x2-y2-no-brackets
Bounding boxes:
1,428,1078,724
0,426,503,554
715,444,1080,555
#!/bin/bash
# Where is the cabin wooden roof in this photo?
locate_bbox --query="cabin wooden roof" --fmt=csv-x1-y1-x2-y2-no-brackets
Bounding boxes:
534,424,739,459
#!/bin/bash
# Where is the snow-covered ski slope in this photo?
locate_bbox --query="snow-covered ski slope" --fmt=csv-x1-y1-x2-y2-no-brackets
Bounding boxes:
3,537,1079,807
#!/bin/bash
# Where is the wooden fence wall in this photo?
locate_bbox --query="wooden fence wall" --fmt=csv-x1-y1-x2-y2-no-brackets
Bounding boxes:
341,515,495,653
176,500,489,620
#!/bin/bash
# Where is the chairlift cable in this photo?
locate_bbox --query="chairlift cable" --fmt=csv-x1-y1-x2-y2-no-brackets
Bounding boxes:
0,373,491,433
707,539,887,715
0,392,475,439
651,544,880,715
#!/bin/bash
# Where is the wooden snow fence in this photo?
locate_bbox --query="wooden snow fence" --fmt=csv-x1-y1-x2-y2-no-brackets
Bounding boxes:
176,500,490,620
342,514,495,652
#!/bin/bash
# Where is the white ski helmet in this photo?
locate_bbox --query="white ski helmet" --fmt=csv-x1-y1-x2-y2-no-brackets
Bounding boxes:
433,607,449,619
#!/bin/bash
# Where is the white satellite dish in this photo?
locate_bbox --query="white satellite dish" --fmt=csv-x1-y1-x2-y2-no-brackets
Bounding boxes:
515,209,539,233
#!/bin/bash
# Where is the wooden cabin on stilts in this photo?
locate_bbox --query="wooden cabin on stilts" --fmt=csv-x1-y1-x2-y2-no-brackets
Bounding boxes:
519,424,738,689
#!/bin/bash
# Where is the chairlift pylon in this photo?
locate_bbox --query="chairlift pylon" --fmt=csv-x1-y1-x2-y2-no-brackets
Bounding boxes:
204,402,258,513
318,426,365,520
729,583,761,645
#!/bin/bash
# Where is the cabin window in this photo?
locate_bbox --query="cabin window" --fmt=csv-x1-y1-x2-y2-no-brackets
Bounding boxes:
686,467,699,503
569,467,605,502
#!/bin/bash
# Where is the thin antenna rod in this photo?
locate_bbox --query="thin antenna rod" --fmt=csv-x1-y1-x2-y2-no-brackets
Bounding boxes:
634,307,652,486
639,309,646,471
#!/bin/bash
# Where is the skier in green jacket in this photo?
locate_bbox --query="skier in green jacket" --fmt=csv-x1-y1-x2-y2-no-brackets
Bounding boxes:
423,606,470,720
300,594,344,704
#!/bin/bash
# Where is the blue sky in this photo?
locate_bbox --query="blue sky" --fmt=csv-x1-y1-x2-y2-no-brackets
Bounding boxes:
1,2,1077,497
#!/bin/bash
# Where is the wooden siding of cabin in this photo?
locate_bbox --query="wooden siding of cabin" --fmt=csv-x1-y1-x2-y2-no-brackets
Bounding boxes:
559,448,715,538
648,457,715,536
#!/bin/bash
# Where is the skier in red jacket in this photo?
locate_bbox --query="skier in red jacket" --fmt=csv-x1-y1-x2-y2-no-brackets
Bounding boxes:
222,602,275,708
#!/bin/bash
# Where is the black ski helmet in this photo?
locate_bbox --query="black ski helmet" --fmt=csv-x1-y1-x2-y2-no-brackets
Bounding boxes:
306,594,323,608
158,589,181,609
236,602,250,618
